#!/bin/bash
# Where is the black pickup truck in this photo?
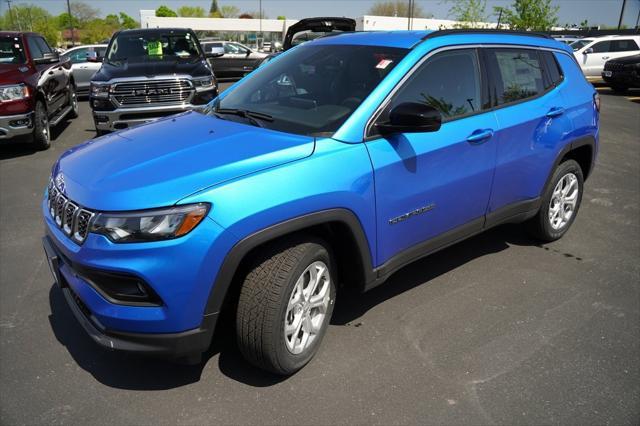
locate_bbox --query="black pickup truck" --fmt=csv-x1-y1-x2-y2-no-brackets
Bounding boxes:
89,28,222,134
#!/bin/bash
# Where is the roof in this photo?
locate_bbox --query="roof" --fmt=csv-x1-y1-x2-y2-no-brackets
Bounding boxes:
313,31,433,49
116,28,195,36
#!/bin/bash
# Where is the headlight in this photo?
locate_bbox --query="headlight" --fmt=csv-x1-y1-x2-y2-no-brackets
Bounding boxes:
90,82,111,98
193,76,216,91
90,203,209,243
0,84,29,102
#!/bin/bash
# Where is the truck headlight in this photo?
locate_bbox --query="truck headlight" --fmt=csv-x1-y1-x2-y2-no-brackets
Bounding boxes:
90,203,209,243
193,76,216,92
0,84,29,102
90,82,111,98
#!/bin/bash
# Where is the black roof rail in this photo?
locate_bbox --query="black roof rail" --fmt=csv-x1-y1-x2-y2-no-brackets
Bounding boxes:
422,29,553,40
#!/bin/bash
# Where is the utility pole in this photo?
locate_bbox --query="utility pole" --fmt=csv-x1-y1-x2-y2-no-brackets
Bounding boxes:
6,0,21,31
407,0,413,30
635,5,639,28
496,8,503,29
617,0,627,29
66,0,74,46
259,0,262,49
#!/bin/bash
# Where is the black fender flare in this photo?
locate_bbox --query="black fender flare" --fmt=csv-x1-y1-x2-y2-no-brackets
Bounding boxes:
542,134,596,194
203,208,375,316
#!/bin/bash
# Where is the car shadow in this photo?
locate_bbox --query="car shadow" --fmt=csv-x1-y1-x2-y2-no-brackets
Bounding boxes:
0,118,74,160
48,223,538,389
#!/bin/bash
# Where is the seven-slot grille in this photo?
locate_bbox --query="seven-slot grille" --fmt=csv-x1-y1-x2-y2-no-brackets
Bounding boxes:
604,62,625,71
47,179,94,244
111,79,193,106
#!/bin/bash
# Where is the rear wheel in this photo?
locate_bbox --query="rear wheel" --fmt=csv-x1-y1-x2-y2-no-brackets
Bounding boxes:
236,238,336,375
526,159,584,242
32,100,50,150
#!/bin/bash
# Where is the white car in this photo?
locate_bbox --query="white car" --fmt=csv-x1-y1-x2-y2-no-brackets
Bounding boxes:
571,35,640,82
61,44,108,95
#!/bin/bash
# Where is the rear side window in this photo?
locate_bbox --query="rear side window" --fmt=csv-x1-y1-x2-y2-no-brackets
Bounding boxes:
610,39,639,52
485,48,545,106
26,36,44,59
382,49,483,123
540,51,563,89
591,41,611,53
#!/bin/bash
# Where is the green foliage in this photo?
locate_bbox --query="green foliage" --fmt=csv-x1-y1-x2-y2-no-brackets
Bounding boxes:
448,0,487,28
495,0,559,31
1,4,60,46
119,12,138,29
80,18,114,44
209,0,219,15
56,12,80,29
277,16,286,20
220,5,240,18
367,1,432,18
156,5,178,18
178,6,206,17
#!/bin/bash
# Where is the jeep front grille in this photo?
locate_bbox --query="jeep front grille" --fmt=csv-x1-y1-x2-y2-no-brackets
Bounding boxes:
47,180,94,244
111,79,193,107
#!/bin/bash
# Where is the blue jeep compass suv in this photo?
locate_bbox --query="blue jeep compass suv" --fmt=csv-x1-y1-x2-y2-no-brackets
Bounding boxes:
42,30,599,375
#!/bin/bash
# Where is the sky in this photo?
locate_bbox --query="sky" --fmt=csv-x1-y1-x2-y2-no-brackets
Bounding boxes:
1,0,639,28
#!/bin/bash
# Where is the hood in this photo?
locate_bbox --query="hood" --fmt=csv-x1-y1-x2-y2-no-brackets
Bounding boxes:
607,54,640,65
54,111,315,211
283,17,356,50
92,58,212,82
0,64,32,84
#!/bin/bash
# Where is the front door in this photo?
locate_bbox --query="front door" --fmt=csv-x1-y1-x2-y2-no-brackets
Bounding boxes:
366,48,498,266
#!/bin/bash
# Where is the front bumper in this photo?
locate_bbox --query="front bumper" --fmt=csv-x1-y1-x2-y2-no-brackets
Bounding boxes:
0,112,34,140
42,195,237,357
602,70,640,88
92,103,205,132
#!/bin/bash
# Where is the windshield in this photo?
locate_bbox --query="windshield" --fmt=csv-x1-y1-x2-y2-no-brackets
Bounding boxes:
106,32,202,63
291,31,344,47
570,39,592,51
204,44,408,136
0,36,26,64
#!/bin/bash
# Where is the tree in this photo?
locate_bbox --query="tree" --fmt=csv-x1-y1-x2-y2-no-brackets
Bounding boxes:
277,16,286,20
220,5,240,18
209,0,219,15
70,2,99,26
119,12,138,29
156,6,178,17
178,6,206,17
367,1,431,18
448,0,487,28
495,0,559,31
239,13,254,19
1,5,60,45
80,18,115,44
56,12,80,30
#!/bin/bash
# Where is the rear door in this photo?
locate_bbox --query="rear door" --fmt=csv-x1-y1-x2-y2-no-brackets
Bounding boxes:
581,40,612,77
485,47,574,214
608,38,640,62
367,48,498,266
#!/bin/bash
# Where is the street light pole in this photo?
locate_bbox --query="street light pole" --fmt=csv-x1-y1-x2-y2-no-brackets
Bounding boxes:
617,0,627,29
66,0,74,46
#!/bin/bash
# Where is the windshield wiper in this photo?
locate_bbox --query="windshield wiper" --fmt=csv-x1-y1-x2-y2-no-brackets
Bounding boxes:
214,108,274,128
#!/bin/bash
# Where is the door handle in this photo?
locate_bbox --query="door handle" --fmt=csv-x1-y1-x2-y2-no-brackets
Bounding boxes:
546,107,565,118
466,129,494,144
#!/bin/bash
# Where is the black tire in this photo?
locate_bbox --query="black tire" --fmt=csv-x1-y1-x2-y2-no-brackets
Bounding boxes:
68,83,79,119
236,238,336,375
95,129,108,137
526,159,584,242
611,85,628,94
32,100,50,150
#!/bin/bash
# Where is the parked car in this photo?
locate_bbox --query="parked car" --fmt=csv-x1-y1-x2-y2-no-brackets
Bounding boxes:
43,30,598,375
602,54,640,92
0,31,78,149
201,41,267,80
61,44,107,95
572,35,640,82
552,35,583,45
89,28,222,134
260,17,356,66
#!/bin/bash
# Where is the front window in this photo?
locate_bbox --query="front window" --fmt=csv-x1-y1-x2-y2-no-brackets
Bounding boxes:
570,39,591,51
204,44,408,136
0,36,26,64
106,32,202,63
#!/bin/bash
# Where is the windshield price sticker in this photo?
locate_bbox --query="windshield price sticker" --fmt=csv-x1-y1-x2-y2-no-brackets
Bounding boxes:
376,59,393,69
147,40,163,56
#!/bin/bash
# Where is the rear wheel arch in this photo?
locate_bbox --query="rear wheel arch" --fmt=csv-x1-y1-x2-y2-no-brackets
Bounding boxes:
544,135,596,194
203,209,375,320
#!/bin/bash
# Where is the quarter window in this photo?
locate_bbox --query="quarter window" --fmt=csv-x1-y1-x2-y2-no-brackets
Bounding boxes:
485,48,545,105
610,39,639,52
379,49,482,127
590,41,611,53
540,51,563,89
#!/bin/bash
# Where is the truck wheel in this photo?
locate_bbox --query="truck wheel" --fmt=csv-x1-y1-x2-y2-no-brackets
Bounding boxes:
526,159,584,242
68,84,79,119
236,238,336,375
32,100,50,150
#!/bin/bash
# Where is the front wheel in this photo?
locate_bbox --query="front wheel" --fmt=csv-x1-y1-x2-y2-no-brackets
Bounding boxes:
32,100,50,150
68,84,79,119
236,238,336,375
526,159,584,242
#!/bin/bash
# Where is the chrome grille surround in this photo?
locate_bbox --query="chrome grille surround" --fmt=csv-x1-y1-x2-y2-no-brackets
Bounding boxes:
111,79,194,107
47,179,95,244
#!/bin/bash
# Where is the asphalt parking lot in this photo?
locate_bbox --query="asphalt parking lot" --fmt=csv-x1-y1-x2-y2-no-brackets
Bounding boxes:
1,85,639,425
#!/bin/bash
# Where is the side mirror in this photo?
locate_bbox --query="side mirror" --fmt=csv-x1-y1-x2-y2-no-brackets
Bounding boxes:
204,47,224,58
86,51,103,62
583,47,593,54
33,52,59,65
376,102,442,135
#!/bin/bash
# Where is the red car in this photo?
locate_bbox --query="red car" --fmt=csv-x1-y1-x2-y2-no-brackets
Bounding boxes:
1,31,78,150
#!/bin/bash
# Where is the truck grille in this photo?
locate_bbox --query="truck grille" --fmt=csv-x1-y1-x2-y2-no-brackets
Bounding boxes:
604,62,625,71
111,79,193,106
47,180,95,244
